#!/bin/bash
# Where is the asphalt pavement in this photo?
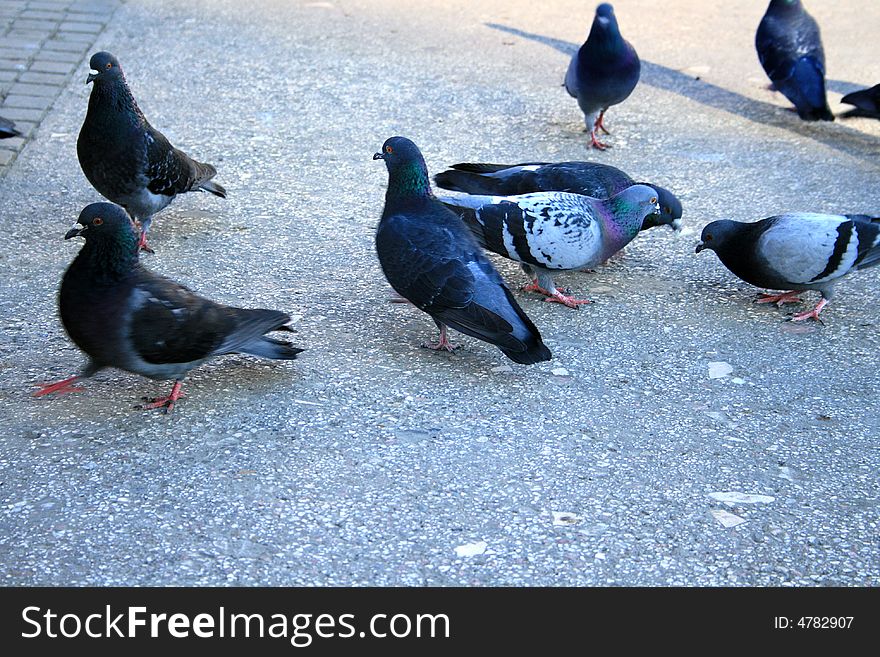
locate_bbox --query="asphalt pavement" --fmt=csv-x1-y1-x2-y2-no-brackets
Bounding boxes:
0,0,878,586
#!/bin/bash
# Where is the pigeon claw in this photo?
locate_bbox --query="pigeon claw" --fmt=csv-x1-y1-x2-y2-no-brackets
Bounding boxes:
138,381,185,413
421,326,460,353
755,291,803,306
544,291,593,309
33,376,83,397
788,299,828,324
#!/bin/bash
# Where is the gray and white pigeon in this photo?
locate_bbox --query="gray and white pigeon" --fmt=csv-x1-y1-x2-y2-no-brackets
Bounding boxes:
840,84,880,119
439,186,659,308
696,213,880,321
755,0,833,121
565,3,641,149
34,203,302,412
374,136,552,364
434,161,682,232
0,116,21,139
77,51,227,252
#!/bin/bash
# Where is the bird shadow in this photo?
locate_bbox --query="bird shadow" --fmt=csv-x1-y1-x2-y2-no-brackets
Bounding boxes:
485,23,880,164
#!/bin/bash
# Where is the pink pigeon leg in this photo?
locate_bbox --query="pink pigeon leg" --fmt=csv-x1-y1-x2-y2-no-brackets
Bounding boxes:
790,298,828,322
421,325,460,352
33,376,84,396
140,380,185,413
755,290,803,306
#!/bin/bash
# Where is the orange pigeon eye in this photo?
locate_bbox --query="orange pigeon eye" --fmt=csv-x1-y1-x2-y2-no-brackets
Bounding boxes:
105,62,112,69
93,217,104,226
385,145,393,153
650,197,657,204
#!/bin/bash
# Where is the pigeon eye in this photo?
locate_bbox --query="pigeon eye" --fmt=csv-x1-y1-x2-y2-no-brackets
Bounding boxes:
650,197,657,204
93,217,104,226
385,145,393,154
704,234,712,241
105,62,112,69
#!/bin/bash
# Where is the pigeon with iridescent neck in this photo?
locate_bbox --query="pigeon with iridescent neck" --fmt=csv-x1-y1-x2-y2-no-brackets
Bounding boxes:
439,186,659,308
696,213,880,322
77,51,226,252
565,3,641,149
374,136,551,364
34,203,302,412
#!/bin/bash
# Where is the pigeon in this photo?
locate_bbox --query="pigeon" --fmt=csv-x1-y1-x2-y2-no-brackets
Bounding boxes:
840,84,880,119
439,186,659,308
77,51,227,252
0,116,21,139
564,3,641,149
373,136,552,364
755,0,833,121
696,213,880,321
434,161,682,232
34,203,302,412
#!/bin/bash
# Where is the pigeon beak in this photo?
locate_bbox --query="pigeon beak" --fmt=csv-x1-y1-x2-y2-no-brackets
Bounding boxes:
372,152,384,160
695,242,705,253
65,225,85,240
86,69,98,84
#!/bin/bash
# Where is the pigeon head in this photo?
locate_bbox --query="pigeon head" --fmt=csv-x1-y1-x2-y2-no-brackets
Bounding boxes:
373,136,432,199
610,184,659,218
66,203,137,245
588,3,622,42
86,51,123,84
696,219,740,254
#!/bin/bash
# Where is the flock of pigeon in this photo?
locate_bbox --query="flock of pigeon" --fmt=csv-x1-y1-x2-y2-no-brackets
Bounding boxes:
0,0,876,412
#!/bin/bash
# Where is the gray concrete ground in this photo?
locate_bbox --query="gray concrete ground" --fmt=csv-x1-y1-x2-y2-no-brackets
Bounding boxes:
0,0,878,586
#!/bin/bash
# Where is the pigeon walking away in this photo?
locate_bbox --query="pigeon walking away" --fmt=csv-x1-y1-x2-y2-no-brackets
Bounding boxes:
0,116,22,139
755,0,833,121
440,186,659,308
565,3,641,149
77,51,227,253
435,161,681,232
34,203,302,412
374,136,551,364
696,213,880,322
840,84,880,119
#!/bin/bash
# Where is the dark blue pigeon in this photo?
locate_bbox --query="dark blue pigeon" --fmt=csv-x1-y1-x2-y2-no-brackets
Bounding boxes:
77,52,227,252
696,213,880,322
0,116,21,139
374,137,551,364
755,0,833,121
439,186,659,308
564,3,641,149
34,203,302,412
435,160,681,232
840,84,880,119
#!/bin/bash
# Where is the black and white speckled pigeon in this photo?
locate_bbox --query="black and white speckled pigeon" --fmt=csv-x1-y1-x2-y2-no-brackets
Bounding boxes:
840,84,880,119
0,116,21,139
696,213,880,321
565,3,641,149
439,186,659,308
77,51,227,252
434,161,682,232
756,0,833,121
34,203,302,412
374,137,551,364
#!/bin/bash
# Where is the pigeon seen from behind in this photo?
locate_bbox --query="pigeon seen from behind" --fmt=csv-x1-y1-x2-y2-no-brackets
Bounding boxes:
434,160,682,232
374,136,551,364
840,84,880,119
755,0,833,121
440,186,659,308
696,213,880,321
34,203,302,412
77,51,227,252
564,3,641,149
1,116,21,139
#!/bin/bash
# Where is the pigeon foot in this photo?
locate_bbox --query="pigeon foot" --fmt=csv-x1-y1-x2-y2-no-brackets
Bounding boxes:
33,376,83,396
755,290,803,306
521,282,591,308
421,326,460,352
589,129,609,150
789,299,828,323
138,381,185,413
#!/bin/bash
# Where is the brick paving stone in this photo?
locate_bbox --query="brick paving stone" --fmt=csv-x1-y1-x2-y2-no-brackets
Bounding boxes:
0,0,122,176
